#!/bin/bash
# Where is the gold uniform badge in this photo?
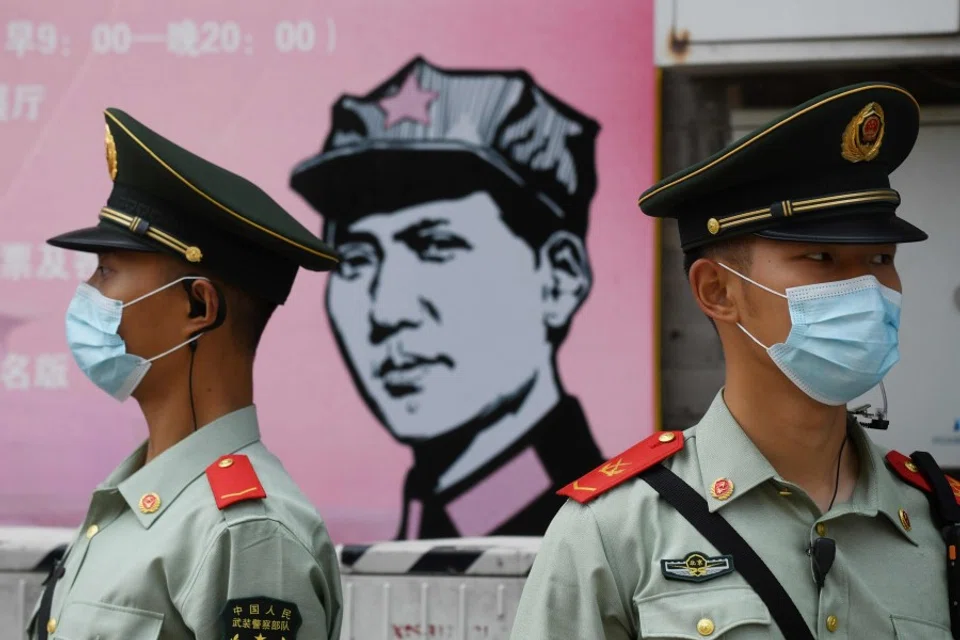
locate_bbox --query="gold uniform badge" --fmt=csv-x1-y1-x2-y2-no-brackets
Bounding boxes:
841,102,885,163
105,123,118,180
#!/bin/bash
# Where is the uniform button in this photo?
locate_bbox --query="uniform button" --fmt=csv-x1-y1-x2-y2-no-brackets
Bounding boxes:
816,523,827,537
697,618,715,636
218,457,234,468
899,508,912,531
46,618,57,634
86,524,99,539
826,615,839,632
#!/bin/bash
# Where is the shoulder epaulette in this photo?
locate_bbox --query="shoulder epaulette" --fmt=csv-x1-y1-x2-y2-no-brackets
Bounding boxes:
557,431,684,504
885,450,960,504
205,454,266,510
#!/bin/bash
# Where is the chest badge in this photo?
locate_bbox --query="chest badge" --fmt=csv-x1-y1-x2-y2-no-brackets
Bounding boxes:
661,551,735,583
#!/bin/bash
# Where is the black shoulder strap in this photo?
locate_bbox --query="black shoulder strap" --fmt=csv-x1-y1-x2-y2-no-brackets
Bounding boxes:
642,464,814,640
35,559,65,640
910,451,960,640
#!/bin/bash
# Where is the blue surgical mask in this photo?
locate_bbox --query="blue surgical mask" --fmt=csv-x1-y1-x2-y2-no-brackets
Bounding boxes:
65,277,208,401
719,263,902,406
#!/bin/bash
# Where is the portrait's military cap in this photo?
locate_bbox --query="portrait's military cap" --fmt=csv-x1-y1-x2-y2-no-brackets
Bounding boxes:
639,82,928,252
48,108,340,305
289,56,600,240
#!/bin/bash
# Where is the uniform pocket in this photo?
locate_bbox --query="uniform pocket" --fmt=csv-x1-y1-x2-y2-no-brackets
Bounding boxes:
52,601,163,640
636,586,772,639
891,614,952,639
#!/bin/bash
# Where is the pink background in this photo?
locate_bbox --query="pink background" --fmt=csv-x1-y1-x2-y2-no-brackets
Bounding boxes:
0,0,657,543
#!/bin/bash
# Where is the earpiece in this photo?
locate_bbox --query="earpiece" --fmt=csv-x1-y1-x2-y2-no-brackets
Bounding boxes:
182,279,206,318
181,278,227,335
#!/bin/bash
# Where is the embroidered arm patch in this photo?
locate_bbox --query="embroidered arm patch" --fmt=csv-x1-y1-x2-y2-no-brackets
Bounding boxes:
221,597,302,640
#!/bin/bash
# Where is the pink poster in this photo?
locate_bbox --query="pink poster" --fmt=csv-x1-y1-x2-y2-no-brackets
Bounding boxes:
0,0,657,543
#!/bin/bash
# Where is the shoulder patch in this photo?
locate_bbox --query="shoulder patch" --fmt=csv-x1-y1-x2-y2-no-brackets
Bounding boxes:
557,431,684,504
885,450,960,504
221,596,301,639
206,454,266,510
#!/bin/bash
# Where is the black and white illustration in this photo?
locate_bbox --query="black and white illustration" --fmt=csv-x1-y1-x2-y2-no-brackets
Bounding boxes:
291,57,604,539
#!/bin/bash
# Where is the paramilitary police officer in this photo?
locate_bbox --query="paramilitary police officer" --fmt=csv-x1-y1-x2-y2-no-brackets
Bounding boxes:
28,109,344,640
511,82,960,639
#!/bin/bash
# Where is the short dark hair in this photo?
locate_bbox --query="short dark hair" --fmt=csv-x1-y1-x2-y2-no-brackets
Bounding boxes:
682,236,754,332
682,236,753,280
228,288,278,353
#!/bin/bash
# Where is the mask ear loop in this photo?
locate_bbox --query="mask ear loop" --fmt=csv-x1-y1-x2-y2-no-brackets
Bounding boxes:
715,262,788,350
716,262,787,299
181,278,228,431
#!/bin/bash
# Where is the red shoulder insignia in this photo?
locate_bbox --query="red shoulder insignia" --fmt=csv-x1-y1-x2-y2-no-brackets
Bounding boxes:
885,450,960,505
558,431,684,504
205,454,266,510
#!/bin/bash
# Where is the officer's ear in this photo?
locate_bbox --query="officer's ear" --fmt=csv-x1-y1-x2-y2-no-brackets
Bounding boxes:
689,258,740,325
183,278,226,337
538,230,592,331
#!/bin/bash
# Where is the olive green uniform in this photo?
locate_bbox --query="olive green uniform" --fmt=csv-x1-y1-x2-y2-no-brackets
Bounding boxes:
36,106,344,639
512,82,952,639
28,407,342,640
510,392,950,639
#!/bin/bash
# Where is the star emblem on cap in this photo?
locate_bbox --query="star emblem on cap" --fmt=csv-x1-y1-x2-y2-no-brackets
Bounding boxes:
378,73,438,129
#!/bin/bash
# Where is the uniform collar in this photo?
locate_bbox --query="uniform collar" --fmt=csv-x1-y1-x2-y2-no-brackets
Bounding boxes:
845,424,918,545
694,391,779,513
695,391,919,544
110,405,261,528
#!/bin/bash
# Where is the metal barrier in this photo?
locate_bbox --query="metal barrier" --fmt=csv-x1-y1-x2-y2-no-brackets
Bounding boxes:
0,528,539,639
337,536,539,640
0,527,75,640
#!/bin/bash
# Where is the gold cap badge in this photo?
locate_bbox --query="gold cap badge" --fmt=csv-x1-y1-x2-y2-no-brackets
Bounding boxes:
105,123,118,180
841,102,885,163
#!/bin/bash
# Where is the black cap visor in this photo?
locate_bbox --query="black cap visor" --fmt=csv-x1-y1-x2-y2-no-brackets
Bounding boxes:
755,212,927,245
47,224,162,255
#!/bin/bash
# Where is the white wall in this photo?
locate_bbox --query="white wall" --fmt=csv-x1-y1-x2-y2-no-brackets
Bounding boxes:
656,0,960,69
